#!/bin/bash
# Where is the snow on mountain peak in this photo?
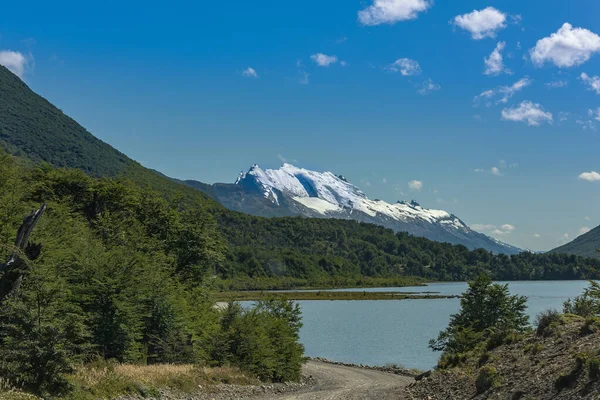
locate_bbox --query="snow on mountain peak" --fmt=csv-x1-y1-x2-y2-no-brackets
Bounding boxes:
234,164,470,231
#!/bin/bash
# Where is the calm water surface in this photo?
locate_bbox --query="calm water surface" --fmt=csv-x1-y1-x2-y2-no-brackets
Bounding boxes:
251,281,591,371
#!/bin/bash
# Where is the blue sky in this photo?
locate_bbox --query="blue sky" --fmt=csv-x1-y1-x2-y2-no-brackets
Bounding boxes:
1,0,600,251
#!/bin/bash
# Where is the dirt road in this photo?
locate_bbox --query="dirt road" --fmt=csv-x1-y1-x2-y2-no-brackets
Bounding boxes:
260,361,414,400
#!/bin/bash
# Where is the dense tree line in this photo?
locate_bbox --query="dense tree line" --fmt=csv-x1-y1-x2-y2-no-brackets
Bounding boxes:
215,212,600,284
0,153,303,396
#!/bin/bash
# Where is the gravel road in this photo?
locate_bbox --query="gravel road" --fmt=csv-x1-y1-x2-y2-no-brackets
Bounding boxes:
259,361,414,400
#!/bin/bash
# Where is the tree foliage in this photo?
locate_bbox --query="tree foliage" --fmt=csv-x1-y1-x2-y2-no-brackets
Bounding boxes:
429,274,529,356
0,152,304,396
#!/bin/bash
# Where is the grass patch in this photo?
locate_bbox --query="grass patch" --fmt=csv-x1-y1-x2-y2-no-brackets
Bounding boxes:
67,362,259,399
523,343,544,356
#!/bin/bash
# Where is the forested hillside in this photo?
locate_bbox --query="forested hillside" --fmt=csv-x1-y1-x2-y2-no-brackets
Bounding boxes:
550,225,600,259
214,211,600,286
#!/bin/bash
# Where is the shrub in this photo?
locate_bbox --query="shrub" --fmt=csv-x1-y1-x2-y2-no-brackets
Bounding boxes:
476,366,499,394
430,274,529,357
535,309,561,336
209,299,304,383
581,316,600,335
563,281,600,317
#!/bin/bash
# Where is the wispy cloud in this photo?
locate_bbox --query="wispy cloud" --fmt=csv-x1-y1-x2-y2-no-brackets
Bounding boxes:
408,180,423,191
310,53,338,67
388,58,421,76
530,23,600,68
546,80,568,89
501,101,553,126
358,0,432,26
474,77,532,106
242,67,258,78
579,227,591,235
418,79,440,95
580,72,600,94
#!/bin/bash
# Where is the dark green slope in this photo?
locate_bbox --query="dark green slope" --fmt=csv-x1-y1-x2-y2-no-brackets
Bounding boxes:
0,65,216,207
0,66,132,176
550,225,600,259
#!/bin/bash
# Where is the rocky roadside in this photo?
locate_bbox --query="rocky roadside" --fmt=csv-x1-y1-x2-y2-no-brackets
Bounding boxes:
118,375,315,400
407,314,600,399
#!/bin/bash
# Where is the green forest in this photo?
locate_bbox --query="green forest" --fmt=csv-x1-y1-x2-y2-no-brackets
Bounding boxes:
215,212,600,288
0,152,303,397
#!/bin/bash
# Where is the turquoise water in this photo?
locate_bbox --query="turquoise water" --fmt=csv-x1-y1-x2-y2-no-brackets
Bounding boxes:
253,281,592,371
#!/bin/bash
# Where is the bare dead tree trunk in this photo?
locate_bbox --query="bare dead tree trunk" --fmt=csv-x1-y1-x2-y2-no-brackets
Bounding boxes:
0,204,46,301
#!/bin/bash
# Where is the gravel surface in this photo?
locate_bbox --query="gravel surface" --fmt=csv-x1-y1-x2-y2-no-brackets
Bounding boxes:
259,360,414,400
120,361,414,400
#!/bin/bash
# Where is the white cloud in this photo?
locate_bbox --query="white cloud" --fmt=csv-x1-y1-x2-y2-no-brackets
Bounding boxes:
453,7,508,40
530,23,600,68
472,223,515,236
388,58,421,76
580,73,600,94
589,108,600,122
500,224,516,232
474,168,485,172
501,101,553,126
0,50,29,79
340,61,348,67
474,77,532,106
579,171,600,182
534,233,541,238
563,233,570,241
579,227,591,236
382,177,387,184
418,79,440,95
491,167,501,176
484,42,510,76
242,67,258,78
358,0,432,26
310,53,338,67
546,80,568,89
408,180,423,191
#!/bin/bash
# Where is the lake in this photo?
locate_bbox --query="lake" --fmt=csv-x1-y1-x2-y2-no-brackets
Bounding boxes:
253,281,592,371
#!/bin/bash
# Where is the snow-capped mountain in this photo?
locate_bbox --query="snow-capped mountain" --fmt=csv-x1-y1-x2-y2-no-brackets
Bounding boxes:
185,164,522,254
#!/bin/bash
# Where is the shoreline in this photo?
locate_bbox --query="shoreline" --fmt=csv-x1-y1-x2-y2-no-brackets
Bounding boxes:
212,291,459,301
306,357,424,378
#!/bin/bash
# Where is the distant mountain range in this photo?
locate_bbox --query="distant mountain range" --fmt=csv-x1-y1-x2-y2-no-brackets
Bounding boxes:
184,164,523,254
1,62,596,259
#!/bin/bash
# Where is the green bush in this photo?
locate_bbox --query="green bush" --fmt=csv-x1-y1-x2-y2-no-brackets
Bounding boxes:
535,309,561,336
430,274,529,358
563,281,600,317
209,299,304,382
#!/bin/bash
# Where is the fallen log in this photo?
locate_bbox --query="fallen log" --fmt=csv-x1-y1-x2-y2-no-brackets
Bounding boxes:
0,204,46,301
